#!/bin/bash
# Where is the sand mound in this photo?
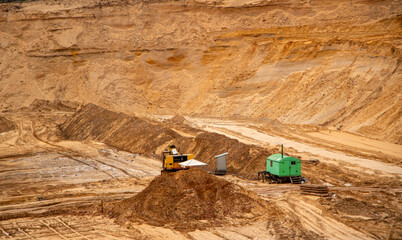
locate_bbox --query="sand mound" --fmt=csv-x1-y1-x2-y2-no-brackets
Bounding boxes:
107,169,269,230
61,104,273,178
0,116,15,133
189,132,270,177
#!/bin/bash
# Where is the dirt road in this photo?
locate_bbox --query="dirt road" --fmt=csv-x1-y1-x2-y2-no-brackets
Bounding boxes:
186,117,402,176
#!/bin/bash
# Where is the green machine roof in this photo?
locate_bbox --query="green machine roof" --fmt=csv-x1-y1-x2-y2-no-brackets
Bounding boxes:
267,154,300,162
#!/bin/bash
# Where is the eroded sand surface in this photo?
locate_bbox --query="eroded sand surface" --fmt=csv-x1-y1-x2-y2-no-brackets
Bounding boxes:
0,0,401,239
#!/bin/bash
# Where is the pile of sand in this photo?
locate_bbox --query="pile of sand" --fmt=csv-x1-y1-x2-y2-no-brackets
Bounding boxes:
188,132,271,177
107,169,269,230
61,104,273,179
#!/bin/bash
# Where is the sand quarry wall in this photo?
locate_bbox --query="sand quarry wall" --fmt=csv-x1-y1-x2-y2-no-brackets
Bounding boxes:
1,0,401,143
61,104,273,178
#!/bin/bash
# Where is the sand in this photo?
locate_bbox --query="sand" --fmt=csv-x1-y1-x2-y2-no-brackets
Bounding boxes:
0,0,401,143
107,169,269,231
0,0,401,239
0,104,400,239
186,117,402,176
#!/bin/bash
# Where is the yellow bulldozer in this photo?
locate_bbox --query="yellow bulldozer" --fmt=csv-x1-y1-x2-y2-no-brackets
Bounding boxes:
162,145,194,171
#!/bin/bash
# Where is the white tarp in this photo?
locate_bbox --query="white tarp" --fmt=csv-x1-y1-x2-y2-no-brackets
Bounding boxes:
179,159,207,167
215,152,228,158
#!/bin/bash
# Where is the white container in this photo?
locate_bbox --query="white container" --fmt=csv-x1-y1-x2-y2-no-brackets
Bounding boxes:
215,152,228,171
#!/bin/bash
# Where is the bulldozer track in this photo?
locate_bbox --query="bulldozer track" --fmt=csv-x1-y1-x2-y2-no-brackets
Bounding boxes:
0,193,135,221
13,220,35,240
56,217,91,240
277,200,371,240
29,120,137,179
61,154,116,179
40,219,71,240
0,217,138,240
88,157,138,179
0,224,13,239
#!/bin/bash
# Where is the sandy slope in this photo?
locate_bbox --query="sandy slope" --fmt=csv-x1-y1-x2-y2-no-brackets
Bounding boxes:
0,0,401,238
0,0,401,143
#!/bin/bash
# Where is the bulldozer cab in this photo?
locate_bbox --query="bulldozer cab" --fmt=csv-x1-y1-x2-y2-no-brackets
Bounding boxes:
162,145,179,162
162,145,193,171
168,145,179,155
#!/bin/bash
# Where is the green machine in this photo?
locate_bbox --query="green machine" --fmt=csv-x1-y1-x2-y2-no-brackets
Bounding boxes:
266,154,301,177
258,145,304,184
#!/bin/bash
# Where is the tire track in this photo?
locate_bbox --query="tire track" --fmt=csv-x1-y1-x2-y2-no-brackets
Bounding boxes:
276,199,372,240
88,156,137,179
29,120,115,179
56,217,90,240
61,153,116,179
1,216,141,240
40,220,70,240
0,193,136,221
13,220,36,240
0,224,14,239
30,120,138,179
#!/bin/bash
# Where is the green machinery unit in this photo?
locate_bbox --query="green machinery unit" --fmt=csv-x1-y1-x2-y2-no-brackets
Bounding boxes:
258,145,304,184
266,154,301,177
